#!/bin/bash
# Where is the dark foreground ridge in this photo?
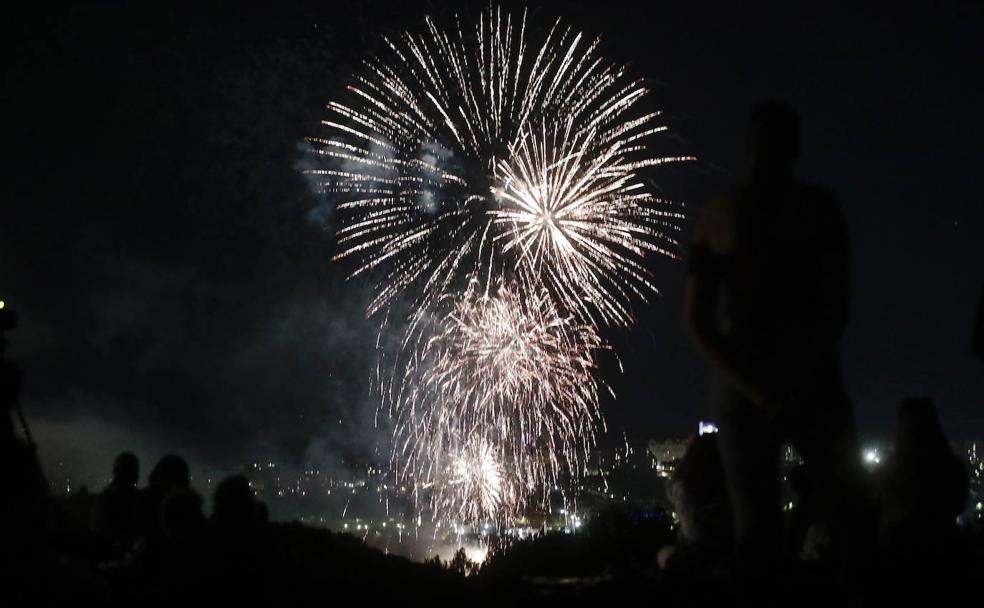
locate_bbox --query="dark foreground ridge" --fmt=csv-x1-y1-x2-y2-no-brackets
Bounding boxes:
3,441,983,605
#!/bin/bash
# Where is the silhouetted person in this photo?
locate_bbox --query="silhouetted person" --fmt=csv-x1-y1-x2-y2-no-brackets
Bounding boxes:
1,319,54,601
658,433,732,572
1,347,48,528
91,452,140,557
208,475,268,601
684,100,872,578
129,454,191,567
877,397,969,575
0,334,47,529
784,463,832,565
212,474,262,532
156,487,208,599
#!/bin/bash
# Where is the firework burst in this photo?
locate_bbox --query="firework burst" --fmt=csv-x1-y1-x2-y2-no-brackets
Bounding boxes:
310,5,689,325
311,4,689,525
493,120,686,324
388,281,606,522
434,438,517,524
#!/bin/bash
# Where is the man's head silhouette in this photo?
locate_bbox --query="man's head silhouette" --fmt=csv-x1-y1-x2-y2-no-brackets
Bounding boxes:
113,452,139,487
746,100,801,175
148,454,190,489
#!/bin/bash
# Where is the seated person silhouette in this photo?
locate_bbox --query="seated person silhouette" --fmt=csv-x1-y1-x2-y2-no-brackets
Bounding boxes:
128,453,191,566
684,100,871,577
658,433,732,573
91,452,140,556
877,397,969,575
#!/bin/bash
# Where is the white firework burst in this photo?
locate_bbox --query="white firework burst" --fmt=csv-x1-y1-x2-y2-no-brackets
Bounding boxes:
310,5,689,325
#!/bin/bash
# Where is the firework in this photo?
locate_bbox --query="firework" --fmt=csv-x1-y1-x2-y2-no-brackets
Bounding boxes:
433,438,517,524
493,121,686,324
387,281,606,523
310,5,688,325
312,5,689,525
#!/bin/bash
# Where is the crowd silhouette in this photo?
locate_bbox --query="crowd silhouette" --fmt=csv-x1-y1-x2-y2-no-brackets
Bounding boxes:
2,102,983,604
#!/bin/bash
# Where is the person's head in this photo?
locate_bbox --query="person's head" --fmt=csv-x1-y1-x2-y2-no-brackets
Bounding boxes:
212,474,257,528
149,454,190,490
112,452,139,487
895,397,951,458
746,100,801,175
672,433,727,505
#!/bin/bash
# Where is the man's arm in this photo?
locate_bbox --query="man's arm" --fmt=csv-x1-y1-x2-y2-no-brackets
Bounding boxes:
684,273,766,406
683,199,767,406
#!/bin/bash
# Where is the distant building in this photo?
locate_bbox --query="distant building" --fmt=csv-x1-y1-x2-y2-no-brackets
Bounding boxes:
648,439,687,463
648,439,687,478
698,421,718,435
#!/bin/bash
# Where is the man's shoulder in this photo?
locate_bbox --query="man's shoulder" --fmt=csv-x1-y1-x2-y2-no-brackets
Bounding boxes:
701,189,740,222
695,190,741,249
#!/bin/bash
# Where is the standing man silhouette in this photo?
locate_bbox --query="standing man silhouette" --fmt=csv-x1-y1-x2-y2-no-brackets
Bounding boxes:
684,101,871,577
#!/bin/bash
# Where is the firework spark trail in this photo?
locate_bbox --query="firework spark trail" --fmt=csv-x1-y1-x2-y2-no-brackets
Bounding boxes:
311,5,690,525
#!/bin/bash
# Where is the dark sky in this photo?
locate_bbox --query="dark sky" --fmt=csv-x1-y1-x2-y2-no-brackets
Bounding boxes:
3,1,982,478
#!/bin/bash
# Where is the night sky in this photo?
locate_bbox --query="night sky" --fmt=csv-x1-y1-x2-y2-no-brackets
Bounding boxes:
4,1,982,481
